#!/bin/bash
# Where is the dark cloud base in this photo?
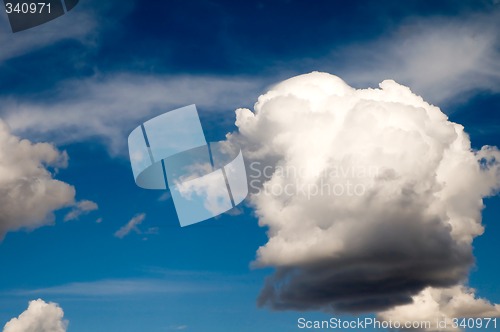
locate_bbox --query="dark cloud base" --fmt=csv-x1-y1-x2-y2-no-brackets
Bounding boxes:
257,213,474,313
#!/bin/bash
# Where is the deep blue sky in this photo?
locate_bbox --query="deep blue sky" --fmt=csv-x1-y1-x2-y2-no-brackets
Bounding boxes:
0,1,499,331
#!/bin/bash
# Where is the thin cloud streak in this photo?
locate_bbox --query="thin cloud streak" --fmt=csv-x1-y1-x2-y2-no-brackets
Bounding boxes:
1,74,268,155
10,278,224,297
114,213,146,239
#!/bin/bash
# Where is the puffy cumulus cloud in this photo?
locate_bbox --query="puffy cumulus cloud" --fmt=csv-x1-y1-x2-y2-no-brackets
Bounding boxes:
226,72,500,315
379,286,500,331
0,120,79,239
3,299,67,332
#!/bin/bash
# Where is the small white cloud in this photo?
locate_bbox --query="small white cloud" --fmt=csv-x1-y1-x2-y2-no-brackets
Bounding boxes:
114,213,146,239
63,200,98,221
379,286,500,331
158,192,171,202
145,227,159,235
3,299,67,332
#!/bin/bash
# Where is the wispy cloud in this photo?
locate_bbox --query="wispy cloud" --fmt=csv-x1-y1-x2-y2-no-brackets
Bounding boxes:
1,74,267,155
158,192,171,202
0,0,135,66
0,1,96,64
63,200,98,221
333,10,500,104
114,213,145,239
4,10,498,157
10,278,221,297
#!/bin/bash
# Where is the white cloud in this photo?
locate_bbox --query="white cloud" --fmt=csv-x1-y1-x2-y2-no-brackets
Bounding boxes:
0,1,136,66
0,120,81,239
12,277,222,297
176,168,233,216
379,286,500,331
227,72,500,316
335,10,500,104
63,199,98,221
0,2,96,64
1,9,498,159
3,299,67,332
114,213,146,238
1,74,267,155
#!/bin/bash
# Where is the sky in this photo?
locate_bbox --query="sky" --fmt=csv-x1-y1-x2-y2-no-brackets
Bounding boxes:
0,0,500,331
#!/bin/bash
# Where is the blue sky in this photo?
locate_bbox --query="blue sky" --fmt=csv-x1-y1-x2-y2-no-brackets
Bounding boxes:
0,1,499,331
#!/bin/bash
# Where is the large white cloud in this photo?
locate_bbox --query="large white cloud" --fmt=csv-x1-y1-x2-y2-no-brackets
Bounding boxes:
227,72,500,317
3,299,67,332
0,119,91,239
